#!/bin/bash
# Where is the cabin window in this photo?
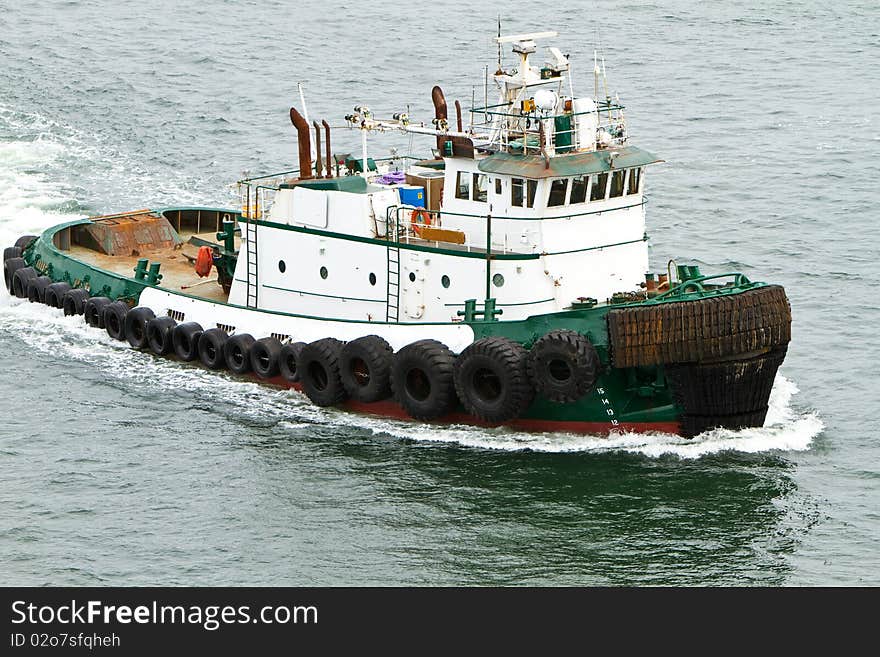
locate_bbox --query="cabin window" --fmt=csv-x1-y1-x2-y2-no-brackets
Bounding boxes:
369,272,377,286
493,273,505,287
278,260,286,273
548,178,568,207
495,178,502,195
456,171,470,200
627,167,642,194
320,266,328,279
609,170,625,198
441,275,450,288
511,178,524,206
590,173,609,201
570,175,588,204
472,173,488,202
526,179,538,208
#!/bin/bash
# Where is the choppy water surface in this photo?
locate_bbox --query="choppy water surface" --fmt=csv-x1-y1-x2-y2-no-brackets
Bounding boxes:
0,0,877,585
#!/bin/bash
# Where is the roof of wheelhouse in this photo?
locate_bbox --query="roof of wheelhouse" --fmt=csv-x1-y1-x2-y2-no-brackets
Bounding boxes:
477,145,662,179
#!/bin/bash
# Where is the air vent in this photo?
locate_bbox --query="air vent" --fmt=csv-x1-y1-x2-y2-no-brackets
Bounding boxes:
167,309,185,322
271,333,291,343
216,323,236,334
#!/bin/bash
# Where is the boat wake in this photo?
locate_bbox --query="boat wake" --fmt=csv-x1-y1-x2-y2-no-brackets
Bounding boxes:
1,298,823,459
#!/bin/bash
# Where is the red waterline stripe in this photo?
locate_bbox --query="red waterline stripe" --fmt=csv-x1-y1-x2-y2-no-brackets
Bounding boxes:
264,376,682,437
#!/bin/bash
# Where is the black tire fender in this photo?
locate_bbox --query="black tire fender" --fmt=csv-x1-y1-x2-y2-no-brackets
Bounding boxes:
84,297,111,327
453,337,534,423
147,316,177,356
527,330,600,403
12,266,38,299
14,235,37,251
44,281,71,308
4,256,25,293
27,276,51,303
62,288,89,316
172,322,204,361
225,333,255,374
198,328,228,369
299,338,347,406
340,335,394,403
124,306,155,349
3,246,21,264
390,339,457,420
103,301,129,340
250,336,283,378
278,341,306,383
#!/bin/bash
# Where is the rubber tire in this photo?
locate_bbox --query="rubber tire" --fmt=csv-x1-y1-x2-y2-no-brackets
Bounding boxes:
44,282,71,308
12,266,37,298
279,342,306,383
62,289,89,316
84,297,111,327
4,246,21,264
147,316,177,356
172,322,204,361
453,337,534,423
124,306,155,349
4,256,25,293
27,276,51,303
340,335,393,402
224,333,255,374
104,301,129,340
390,339,457,420
198,328,228,370
299,338,347,406
250,337,283,379
527,330,600,403
14,235,37,251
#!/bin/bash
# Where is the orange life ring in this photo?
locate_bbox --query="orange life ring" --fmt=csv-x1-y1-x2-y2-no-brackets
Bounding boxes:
410,209,433,236
195,245,214,278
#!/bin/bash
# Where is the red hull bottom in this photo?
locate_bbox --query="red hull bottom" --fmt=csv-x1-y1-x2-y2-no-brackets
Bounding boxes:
263,376,682,437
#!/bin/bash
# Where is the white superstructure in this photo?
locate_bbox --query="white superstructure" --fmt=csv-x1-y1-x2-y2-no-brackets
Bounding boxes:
231,32,661,325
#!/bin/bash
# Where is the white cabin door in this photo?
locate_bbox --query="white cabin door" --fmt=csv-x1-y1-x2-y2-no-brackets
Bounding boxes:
402,253,425,319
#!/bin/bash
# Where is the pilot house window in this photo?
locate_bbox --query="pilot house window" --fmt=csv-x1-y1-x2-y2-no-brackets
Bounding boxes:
472,173,488,202
591,173,609,201
512,178,538,208
456,171,470,200
609,170,626,198
548,178,568,207
570,175,588,204
628,167,642,194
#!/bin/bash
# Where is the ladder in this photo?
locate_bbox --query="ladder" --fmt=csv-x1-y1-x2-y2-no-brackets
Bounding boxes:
245,218,258,308
385,210,400,322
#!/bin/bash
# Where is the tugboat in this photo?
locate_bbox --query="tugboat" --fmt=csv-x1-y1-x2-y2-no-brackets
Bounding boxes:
2,31,790,437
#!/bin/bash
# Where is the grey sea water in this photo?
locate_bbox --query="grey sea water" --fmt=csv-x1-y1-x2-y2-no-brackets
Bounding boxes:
0,0,877,585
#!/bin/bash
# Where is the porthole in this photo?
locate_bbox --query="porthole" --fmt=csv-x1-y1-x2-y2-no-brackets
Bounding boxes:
320,266,328,279
278,260,286,273
492,273,505,287
441,275,450,288
369,272,377,286
409,272,416,282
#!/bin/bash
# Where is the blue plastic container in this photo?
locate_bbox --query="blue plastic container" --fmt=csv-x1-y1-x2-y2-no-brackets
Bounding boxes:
397,185,425,208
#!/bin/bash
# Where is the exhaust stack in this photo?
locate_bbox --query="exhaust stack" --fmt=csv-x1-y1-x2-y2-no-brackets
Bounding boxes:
322,119,332,178
431,85,448,155
289,106,314,180
312,121,324,178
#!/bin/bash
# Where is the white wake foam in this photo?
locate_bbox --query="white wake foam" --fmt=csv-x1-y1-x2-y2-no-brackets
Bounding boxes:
1,298,823,459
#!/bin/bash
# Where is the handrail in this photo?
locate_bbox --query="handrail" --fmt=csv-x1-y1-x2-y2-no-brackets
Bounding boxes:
650,272,754,301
